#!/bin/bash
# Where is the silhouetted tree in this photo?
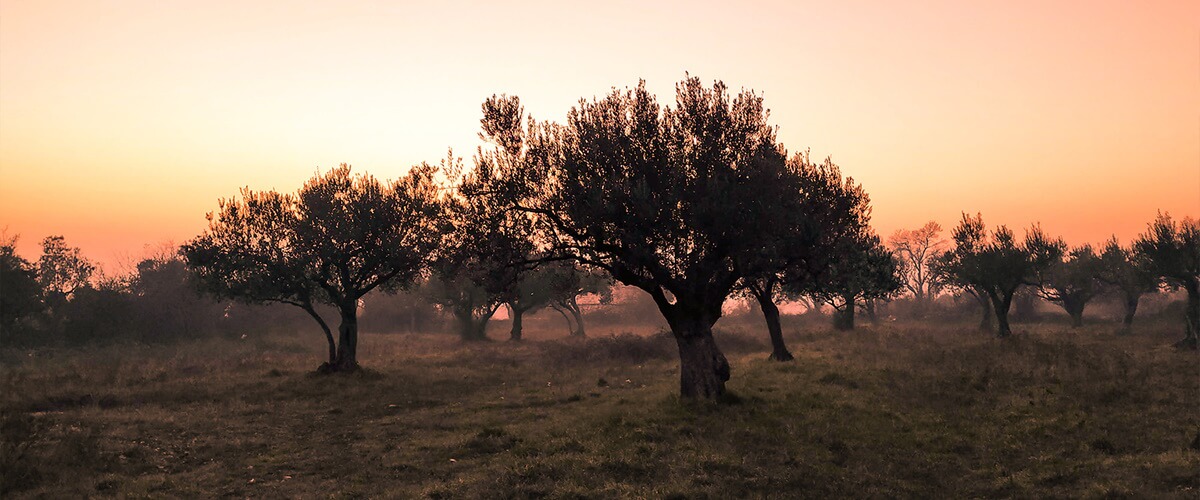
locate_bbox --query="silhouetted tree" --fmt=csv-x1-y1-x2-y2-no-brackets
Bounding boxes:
806,233,900,331
36,236,94,308
930,252,993,331
1031,241,1102,327
129,251,224,341
0,235,42,339
545,261,613,337
505,265,557,341
741,152,871,360
1095,238,1158,330
1133,213,1200,348
888,221,948,311
183,164,443,372
939,213,1056,337
426,154,530,342
475,78,798,399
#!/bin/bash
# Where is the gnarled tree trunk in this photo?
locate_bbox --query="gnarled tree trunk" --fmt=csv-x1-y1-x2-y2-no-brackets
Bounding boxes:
1062,297,1086,328
330,301,360,372
833,294,856,331
566,297,586,337
673,323,730,399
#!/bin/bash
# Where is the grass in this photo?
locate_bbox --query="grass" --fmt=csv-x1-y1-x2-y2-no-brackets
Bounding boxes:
1,318,1197,498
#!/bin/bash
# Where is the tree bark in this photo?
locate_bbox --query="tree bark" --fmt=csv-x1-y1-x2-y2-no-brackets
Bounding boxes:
754,289,793,361
673,321,730,399
833,294,855,331
1121,293,1139,329
509,304,525,341
455,307,493,341
567,297,586,337
972,290,993,332
331,301,359,372
990,291,1014,338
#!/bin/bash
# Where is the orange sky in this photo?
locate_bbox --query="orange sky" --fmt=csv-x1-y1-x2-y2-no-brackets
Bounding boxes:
1,0,1197,270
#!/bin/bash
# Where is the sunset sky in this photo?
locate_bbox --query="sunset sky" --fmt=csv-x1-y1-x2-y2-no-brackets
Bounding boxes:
1,0,1197,270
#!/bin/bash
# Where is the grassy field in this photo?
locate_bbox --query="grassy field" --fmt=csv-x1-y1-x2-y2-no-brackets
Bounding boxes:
2,316,1198,498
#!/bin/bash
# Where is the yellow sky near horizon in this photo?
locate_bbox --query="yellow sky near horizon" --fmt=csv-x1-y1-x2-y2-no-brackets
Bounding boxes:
1,0,1197,270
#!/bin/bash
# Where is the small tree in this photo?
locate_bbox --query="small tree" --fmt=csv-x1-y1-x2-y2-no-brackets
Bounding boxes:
37,235,94,307
805,233,900,331
1095,238,1158,330
1133,213,1199,348
931,251,993,331
183,164,443,372
545,262,613,337
741,152,872,360
888,221,948,311
1031,242,1102,328
940,213,1056,337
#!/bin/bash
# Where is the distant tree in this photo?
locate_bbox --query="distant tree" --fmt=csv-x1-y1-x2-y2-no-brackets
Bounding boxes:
36,235,94,307
741,152,872,360
1031,241,1103,327
930,251,993,331
888,221,948,311
805,233,900,331
128,251,224,341
545,262,613,338
1095,238,1158,330
1133,213,1200,348
183,164,443,372
0,235,43,337
505,265,557,341
939,213,1057,337
425,154,530,342
474,78,799,399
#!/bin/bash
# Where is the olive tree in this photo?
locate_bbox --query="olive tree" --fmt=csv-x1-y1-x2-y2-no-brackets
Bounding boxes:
1133,213,1199,348
939,213,1056,337
740,153,873,360
475,78,798,399
1095,238,1158,330
182,164,443,372
1031,242,1102,328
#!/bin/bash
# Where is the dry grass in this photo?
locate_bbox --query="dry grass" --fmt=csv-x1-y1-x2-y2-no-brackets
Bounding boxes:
1,318,1197,498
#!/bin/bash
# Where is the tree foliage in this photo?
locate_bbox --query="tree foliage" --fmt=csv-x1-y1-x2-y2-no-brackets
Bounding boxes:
1031,242,1102,327
888,221,949,308
36,236,94,307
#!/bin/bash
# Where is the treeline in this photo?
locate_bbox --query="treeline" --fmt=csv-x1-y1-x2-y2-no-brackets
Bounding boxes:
2,76,1196,400
884,216,1197,343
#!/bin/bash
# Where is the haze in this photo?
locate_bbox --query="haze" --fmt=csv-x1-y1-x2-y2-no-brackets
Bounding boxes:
1,0,1197,267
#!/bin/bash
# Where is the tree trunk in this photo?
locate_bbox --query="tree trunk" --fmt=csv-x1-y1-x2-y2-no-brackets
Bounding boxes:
330,301,359,372
455,310,490,341
551,304,575,337
864,299,878,324
509,305,524,341
1121,293,1139,329
300,303,336,366
673,321,730,399
1179,279,1199,350
754,289,793,361
990,291,1014,338
567,297,586,337
1063,298,1085,328
973,290,993,332
833,294,855,331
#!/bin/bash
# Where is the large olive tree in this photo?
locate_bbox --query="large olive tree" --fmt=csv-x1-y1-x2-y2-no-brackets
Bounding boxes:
182,164,443,372
475,77,799,399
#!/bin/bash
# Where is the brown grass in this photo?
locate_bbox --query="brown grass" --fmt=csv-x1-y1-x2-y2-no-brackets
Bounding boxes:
2,318,1197,498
